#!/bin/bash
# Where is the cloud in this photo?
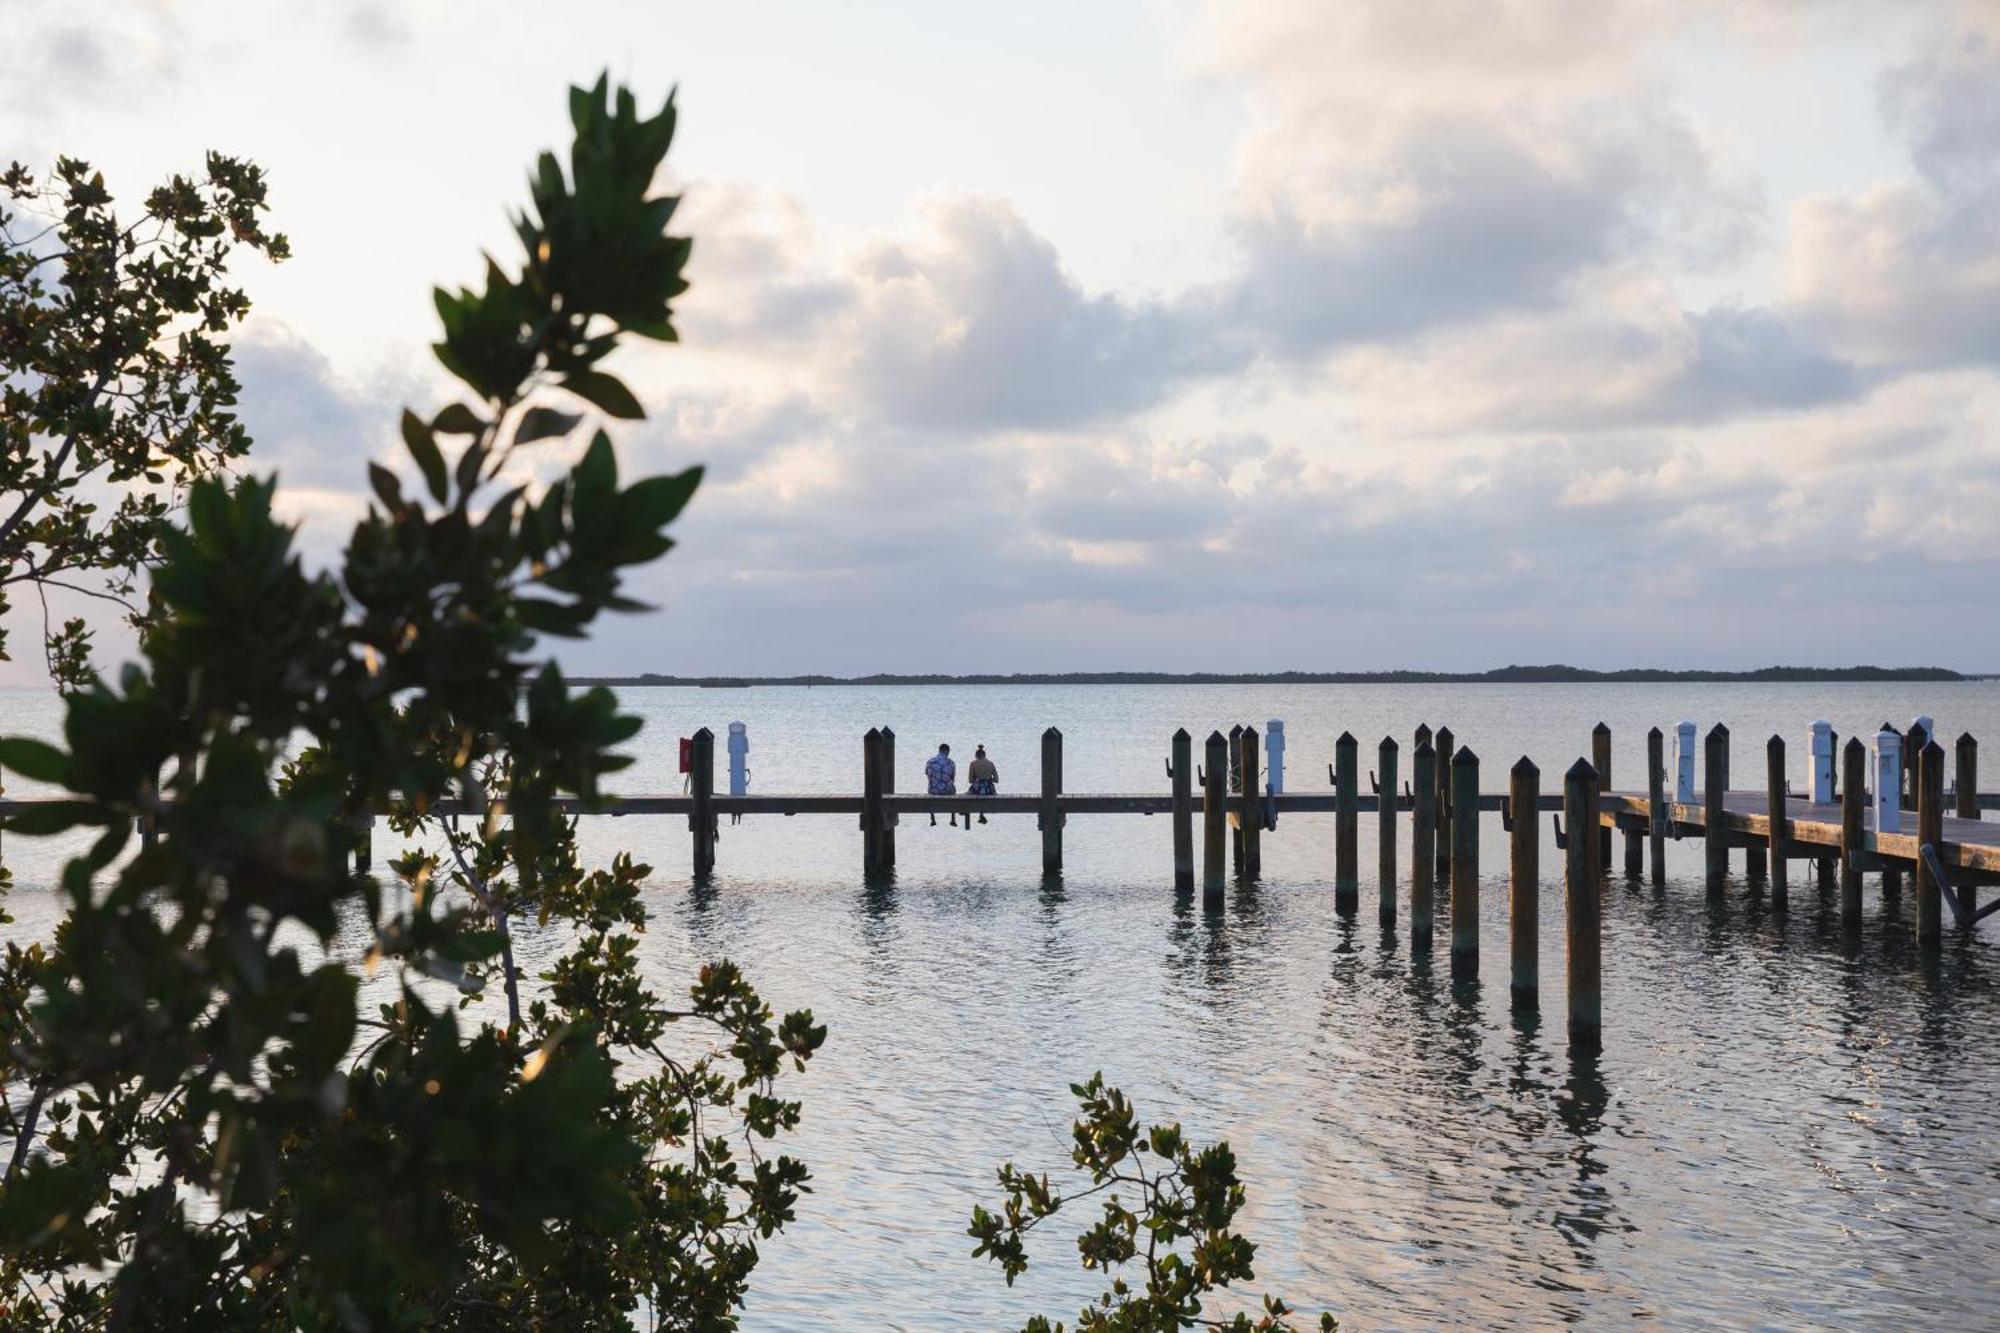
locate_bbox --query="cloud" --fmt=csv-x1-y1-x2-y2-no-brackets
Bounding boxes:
1788,17,2000,368
230,322,420,494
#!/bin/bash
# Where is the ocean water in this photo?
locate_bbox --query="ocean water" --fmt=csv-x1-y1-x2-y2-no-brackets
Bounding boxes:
4,681,1998,1329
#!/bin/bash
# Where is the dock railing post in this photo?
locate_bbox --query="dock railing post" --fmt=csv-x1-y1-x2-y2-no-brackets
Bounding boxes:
1171,729,1194,892
1510,755,1539,1007
1377,736,1399,927
1040,726,1064,875
1917,740,1944,949
1956,732,1978,916
1203,730,1227,907
1840,737,1865,926
691,726,717,877
1565,758,1602,1048
861,727,883,879
1704,724,1729,893
1592,722,1613,871
1335,731,1358,912
1412,739,1436,951
880,726,897,868
1450,747,1480,980
1239,726,1262,879
1647,726,1666,887
1435,726,1455,877
1766,734,1788,908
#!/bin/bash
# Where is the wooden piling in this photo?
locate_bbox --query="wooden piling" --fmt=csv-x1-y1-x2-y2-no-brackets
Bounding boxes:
1647,725,1666,887
1203,730,1227,906
879,725,897,870
1565,758,1602,1046
1335,731,1359,912
353,814,373,874
1956,732,1978,915
1239,725,1261,879
1171,728,1194,893
861,727,883,878
1840,737,1864,926
1435,726,1455,877
1592,722,1613,870
1450,747,1479,980
1040,726,1063,875
1704,723,1728,892
1917,740,1944,948
1412,740,1436,950
1377,736,1398,927
1904,721,1928,811
1510,755,1539,1006
1229,724,1244,876
1766,733,1788,908
691,726,717,877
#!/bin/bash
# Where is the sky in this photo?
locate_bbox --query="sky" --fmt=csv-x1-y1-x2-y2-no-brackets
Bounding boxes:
5,0,2000,680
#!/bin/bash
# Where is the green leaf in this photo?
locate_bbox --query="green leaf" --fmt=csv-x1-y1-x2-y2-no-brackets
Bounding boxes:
0,737,72,785
5,799,102,836
368,462,405,511
622,467,702,529
401,410,449,504
563,369,644,420
516,406,583,443
431,402,485,436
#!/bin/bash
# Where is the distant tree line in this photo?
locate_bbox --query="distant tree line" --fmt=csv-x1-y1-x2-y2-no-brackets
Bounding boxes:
575,664,1966,687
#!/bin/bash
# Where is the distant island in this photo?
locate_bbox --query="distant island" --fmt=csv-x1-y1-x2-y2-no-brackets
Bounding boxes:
570,664,1969,687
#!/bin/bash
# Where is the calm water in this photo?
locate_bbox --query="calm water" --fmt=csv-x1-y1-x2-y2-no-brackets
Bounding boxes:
5,682,1999,1329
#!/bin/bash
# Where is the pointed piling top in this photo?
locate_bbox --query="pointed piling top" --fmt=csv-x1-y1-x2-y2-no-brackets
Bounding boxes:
1708,722,1729,740
1648,724,1663,741
1173,726,1190,742
1593,721,1611,736
880,724,895,739
693,725,714,740
1413,736,1434,757
1206,729,1228,747
1453,745,1478,767
1512,754,1538,777
1924,738,1946,761
1767,732,1785,753
1380,734,1398,751
1436,725,1454,744
864,726,880,739
1566,756,1598,782
1336,730,1357,748
1414,722,1433,745
1229,723,1243,740
1844,734,1866,756
1958,730,1977,748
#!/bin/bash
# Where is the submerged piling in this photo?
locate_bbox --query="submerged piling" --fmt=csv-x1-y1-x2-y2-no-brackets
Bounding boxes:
1378,736,1399,927
1510,755,1539,1006
1335,731,1358,912
1412,739,1437,950
1450,747,1480,980
1565,758,1602,1047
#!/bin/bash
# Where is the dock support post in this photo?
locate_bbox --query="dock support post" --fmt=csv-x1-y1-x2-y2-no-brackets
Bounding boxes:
879,726,897,870
1203,731,1227,907
1647,725,1667,887
1435,726,1455,878
1377,736,1399,927
1228,724,1244,877
1766,734,1788,909
1335,731,1358,912
1917,740,1944,949
1879,725,1904,901
1450,747,1480,980
691,726,717,877
1412,739,1436,951
1704,724,1729,893
1239,726,1261,878
1840,737,1865,926
1957,732,1978,916
1171,729,1194,892
861,728,883,879
1592,722,1613,871
1040,727,1063,875
1565,759,1602,1048
1510,756,1539,1007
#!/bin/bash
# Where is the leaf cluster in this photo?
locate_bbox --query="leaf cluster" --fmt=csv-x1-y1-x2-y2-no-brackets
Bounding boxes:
970,1075,1336,1333
0,75,821,1331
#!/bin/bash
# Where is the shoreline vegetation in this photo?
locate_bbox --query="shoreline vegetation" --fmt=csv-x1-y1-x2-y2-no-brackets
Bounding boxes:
573,664,1970,687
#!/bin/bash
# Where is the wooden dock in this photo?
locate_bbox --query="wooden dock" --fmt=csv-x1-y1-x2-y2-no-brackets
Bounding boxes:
5,720,1994,1045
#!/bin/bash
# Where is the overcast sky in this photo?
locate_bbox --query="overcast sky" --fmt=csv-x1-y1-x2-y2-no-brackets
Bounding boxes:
6,0,2000,680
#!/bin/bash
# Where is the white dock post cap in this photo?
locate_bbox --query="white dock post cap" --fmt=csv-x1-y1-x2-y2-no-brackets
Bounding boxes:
1875,725,1903,834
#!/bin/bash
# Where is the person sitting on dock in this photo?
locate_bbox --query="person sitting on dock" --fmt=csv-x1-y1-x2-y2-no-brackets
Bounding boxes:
926,742,958,826
967,745,998,824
